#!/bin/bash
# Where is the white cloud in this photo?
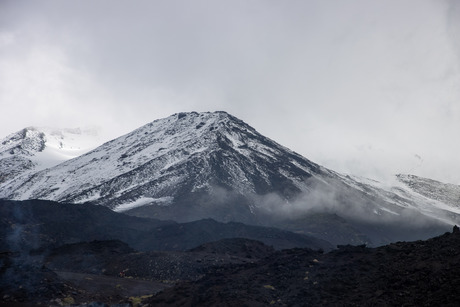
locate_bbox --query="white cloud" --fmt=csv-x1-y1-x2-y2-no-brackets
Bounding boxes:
1,0,460,184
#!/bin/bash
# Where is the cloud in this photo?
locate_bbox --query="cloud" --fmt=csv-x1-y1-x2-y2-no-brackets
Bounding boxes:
250,176,457,231
1,0,460,183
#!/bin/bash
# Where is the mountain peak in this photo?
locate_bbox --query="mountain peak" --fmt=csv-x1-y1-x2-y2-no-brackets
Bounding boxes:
0,127,46,156
0,126,102,184
1,126,102,156
1,112,457,246
152,111,248,133
0,111,320,220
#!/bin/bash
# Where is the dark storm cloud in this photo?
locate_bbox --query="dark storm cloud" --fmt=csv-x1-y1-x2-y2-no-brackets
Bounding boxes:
1,0,459,183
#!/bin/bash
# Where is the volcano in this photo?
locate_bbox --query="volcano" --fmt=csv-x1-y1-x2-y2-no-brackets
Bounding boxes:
0,111,456,245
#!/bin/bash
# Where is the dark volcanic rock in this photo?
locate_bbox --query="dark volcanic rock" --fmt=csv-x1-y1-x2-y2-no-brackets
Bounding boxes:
44,240,135,274
3,216,460,306
147,227,460,306
1,238,278,305
189,238,275,258
0,199,173,252
44,238,276,283
150,218,332,251
0,249,132,306
0,199,331,253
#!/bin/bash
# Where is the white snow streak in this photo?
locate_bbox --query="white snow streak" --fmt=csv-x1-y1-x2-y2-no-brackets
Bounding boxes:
114,196,174,212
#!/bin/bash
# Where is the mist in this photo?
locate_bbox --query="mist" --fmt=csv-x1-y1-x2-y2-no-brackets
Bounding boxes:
250,176,457,230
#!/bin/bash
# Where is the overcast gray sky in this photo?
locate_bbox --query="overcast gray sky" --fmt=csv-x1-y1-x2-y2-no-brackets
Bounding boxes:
1,0,460,184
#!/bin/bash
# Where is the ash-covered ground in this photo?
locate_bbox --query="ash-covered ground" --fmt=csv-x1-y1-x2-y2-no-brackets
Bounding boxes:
1,227,460,306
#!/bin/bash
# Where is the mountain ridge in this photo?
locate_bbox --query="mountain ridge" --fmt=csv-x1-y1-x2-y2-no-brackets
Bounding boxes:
0,111,457,245
0,111,325,211
0,199,332,252
397,173,460,209
0,126,101,185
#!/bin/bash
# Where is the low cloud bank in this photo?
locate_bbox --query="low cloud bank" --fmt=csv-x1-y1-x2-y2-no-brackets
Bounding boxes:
249,178,457,228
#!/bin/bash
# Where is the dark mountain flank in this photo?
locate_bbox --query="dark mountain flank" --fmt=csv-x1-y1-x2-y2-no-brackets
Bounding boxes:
0,199,331,252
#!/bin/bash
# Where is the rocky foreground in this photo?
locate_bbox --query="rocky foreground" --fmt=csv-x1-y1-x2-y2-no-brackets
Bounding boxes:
0,227,459,306
149,226,460,306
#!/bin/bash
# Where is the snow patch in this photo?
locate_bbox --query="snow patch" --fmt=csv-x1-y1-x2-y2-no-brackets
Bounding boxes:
379,207,400,215
113,196,174,212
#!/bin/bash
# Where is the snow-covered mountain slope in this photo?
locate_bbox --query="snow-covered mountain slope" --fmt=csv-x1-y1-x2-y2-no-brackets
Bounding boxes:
0,127,102,184
396,174,460,210
0,112,322,214
340,174,460,225
0,112,457,243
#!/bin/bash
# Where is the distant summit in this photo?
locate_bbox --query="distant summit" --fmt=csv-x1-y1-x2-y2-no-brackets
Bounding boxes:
0,126,101,184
